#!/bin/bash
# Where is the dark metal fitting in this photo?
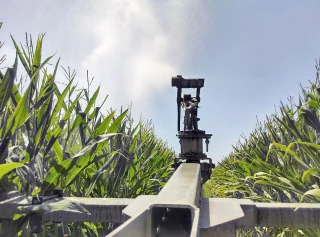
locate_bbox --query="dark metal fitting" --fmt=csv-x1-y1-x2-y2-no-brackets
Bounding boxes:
53,188,63,197
205,138,210,152
30,215,42,233
32,196,43,205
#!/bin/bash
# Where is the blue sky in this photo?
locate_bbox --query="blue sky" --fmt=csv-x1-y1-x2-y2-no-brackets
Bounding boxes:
1,1,320,163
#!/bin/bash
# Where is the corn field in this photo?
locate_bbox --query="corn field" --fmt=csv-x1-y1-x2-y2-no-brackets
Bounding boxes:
0,24,175,236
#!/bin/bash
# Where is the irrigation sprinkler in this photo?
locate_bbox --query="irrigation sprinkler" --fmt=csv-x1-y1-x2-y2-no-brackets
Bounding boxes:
171,75,214,182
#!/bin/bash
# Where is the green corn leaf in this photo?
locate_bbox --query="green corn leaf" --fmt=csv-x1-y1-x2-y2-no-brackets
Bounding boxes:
89,111,115,139
20,41,32,72
29,54,54,86
302,168,320,183
308,92,317,101
269,142,297,156
10,83,22,107
300,107,320,133
83,222,98,237
0,54,18,112
42,133,117,193
292,156,310,171
45,92,82,160
46,130,63,161
32,34,44,73
30,88,54,111
301,189,320,202
307,100,319,109
254,172,269,177
66,113,84,144
11,35,32,77
41,158,72,193
0,162,24,179
85,153,118,196
107,109,128,133
64,134,118,187
84,86,100,115
5,85,30,137
277,177,295,188
53,82,68,112
34,59,59,149
287,141,320,153
4,52,54,136
50,76,73,127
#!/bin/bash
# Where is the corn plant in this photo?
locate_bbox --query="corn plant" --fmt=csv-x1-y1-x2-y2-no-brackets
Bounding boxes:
0,31,175,236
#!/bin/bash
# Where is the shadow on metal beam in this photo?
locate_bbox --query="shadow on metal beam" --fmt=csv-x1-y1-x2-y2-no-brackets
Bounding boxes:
152,207,192,236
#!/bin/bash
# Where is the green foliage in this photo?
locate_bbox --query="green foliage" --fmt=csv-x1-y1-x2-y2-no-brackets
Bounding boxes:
205,60,320,236
0,32,174,236
0,163,24,179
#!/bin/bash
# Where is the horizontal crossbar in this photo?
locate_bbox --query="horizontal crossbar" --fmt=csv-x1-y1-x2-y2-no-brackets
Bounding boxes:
0,196,131,223
1,184,320,236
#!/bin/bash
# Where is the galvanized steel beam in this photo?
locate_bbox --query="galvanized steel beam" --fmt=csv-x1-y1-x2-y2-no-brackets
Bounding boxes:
200,198,320,236
107,163,202,237
256,202,320,228
0,196,131,223
2,187,320,236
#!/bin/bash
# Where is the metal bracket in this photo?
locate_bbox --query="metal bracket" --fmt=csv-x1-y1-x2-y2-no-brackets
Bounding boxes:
30,188,63,233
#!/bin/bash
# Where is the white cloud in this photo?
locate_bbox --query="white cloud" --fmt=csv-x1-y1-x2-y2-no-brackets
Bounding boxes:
77,1,196,113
